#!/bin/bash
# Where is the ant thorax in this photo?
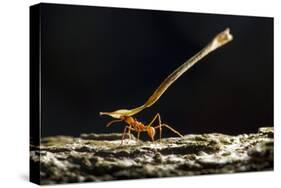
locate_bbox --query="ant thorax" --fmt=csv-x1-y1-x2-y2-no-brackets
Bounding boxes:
123,116,144,129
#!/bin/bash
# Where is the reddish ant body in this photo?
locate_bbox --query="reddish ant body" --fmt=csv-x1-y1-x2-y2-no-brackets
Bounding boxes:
105,114,183,144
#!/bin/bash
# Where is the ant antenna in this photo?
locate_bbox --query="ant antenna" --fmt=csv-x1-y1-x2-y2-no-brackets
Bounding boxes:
106,119,123,127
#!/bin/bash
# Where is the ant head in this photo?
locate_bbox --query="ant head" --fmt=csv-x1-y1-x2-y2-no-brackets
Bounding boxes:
122,116,134,124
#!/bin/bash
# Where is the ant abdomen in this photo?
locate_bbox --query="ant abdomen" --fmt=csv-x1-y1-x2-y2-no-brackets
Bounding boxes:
147,127,156,141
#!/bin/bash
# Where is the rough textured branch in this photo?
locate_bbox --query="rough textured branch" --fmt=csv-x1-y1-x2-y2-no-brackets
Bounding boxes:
31,127,273,185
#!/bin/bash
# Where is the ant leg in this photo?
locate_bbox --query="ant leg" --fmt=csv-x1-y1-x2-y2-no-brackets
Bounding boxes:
158,115,162,142
128,126,138,141
154,123,183,138
137,131,141,142
127,127,131,140
121,126,136,145
121,126,129,145
147,113,162,142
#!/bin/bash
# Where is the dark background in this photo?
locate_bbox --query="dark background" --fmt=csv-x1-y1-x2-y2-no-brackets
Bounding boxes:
40,3,273,137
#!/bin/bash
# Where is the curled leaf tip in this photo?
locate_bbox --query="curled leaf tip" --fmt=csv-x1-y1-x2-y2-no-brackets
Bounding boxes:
210,28,233,51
